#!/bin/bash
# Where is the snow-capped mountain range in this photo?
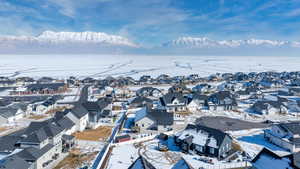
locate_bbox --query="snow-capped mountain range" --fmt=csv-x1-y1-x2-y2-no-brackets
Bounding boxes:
163,37,300,48
0,31,137,48
0,31,299,55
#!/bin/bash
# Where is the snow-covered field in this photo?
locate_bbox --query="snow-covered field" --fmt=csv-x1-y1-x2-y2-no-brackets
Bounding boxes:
0,55,299,79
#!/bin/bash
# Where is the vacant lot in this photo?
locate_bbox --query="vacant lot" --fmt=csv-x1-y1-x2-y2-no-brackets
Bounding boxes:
28,114,48,120
72,126,112,141
0,127,9,132
54,149,98,169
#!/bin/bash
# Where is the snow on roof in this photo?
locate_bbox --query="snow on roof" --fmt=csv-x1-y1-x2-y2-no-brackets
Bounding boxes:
177,129,218,148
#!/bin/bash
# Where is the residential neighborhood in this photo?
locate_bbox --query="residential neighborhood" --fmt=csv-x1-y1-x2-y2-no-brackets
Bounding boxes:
1,71,300,169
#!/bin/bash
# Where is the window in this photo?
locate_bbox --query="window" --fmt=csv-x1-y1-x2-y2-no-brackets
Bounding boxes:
142,124,144,127
209,147,215,154
196,145,203,152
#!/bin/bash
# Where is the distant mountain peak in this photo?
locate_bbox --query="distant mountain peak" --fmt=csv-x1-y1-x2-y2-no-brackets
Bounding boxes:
163,37,298,48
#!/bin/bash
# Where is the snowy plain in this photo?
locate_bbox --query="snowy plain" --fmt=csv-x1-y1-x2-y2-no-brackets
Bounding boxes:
0,55,299,79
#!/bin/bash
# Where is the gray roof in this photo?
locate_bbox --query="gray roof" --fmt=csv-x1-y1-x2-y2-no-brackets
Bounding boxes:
136,108,174,126
71,104,89,119
278,122,300,135
160,92,186,106
0,155,31,169
252,100,285,111
210,91,233,101
19,121,64,144
136,87,161,97
62,134,75,141
0,102,28,118
26,83,65,91
128,155,156,169
16,144,54,161
192,93,208,101
130,96,153,107
56,117,75,130
0,107,20,118
0,135,22,152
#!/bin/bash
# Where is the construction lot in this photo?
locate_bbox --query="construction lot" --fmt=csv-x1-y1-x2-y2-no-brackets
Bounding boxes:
73,126,112,141
54,149,98,169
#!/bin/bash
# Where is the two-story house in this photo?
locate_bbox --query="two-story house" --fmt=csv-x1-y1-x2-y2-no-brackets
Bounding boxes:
175,124,233,160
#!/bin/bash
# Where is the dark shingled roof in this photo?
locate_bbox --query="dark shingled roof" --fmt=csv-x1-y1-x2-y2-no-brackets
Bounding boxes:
19,121,64,144
130,96,153,107
16,144,54,161
0,155,31,169
26,83,65,91
0,135,22,152
160,92,187,106
147,108,174,126
184,124,231,147
56,117,75,130
71,104,89,118
128,155,156,169
192,93,208,101
278,122,300,135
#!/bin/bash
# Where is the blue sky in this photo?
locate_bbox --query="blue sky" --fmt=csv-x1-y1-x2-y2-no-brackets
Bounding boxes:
1,0,300,46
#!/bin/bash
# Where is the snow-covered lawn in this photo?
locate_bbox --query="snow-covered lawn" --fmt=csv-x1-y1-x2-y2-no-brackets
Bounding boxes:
107,137,250,169
236,129,290,158
106,144,139,169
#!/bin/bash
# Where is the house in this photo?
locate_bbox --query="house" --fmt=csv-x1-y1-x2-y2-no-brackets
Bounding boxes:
138,75,152,84
52,111,77,135
209,91,237,111
128,155,156,169
82,97,112,128
134,107,174,134
168,84,191,94
15,77,35,86
265,122,300,152
174,124,233,160
129,96,153,108
160,92,188,112
11,83,67,95
187,93,209,111
66,105,89,132
15,145,59,169
251,100,288,115
136,87,162,98
37,77,55,84
0,103,28,124
192,84,215,94
0,80,15,87
289,88,300,96
13,121,65,169
33,97,57,114
251,148,294,169
0,155,33,169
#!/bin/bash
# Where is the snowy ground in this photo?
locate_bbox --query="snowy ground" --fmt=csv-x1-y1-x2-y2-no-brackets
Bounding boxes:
0,55,299,79
107,137,249,169
236,129,290,158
